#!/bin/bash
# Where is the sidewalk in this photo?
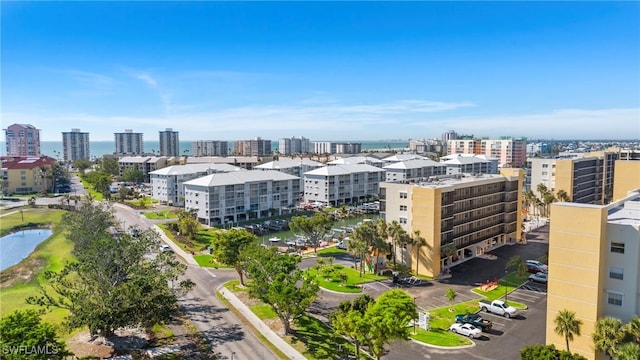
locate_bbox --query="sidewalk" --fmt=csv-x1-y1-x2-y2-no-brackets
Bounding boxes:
151,224,199,266
217,285,306,360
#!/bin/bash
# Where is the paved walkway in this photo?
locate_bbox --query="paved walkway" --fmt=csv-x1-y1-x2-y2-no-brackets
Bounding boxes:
217,285,306,360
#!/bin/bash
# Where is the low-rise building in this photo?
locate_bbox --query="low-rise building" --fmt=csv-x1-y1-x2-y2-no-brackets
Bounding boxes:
440,154,499,175
380,169,523,277
150,163,244,206
255,158,323,189
183,170,301,226
383,159,446,182
546,189,640,360
1,156,56,195
327,156,384,167
381,154,428,165
185,156,260,170
118,156,168,183
303,164,385,206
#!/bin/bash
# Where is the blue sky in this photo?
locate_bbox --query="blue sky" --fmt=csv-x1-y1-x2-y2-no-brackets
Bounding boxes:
2,1,639,141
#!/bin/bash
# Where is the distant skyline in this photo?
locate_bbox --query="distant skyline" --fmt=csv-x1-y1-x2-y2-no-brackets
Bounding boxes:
2,2,639,141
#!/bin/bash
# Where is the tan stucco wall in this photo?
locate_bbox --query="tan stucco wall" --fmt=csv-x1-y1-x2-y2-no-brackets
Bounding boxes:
410,187,441,277
612,160,640,201
554,160,575,200
546,203,607,360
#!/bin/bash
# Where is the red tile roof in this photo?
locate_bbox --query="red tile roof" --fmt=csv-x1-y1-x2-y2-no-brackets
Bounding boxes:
1,156,56,170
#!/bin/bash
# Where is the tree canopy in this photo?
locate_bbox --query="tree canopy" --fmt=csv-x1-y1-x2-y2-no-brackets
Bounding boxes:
212,228,256,285
239,244,319,335
0,310,72,360
520,344,587,360
27,203,194,337
289,212,333,253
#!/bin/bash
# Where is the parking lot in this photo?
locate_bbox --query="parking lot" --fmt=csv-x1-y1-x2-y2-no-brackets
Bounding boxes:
309,226,550,359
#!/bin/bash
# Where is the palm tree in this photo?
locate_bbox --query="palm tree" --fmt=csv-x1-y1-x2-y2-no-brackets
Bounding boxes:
387,221,404,267
543,191,556,217
372,220,389,275
556,189,571,202
593,317,625,359
412,230,427,275
350,222,375,277
505,255,527,277
616,342,640,360
624,315,640,343
553,309,582,352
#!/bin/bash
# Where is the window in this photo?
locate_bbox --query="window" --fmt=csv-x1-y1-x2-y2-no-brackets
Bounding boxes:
400,205,407,211
607,291,623,306
611,242,625,254
399,192,408,199
399,217,407,224
609,267,624,280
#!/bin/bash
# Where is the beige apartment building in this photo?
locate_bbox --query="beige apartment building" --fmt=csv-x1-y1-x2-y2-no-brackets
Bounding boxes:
612,160,640,201
1,156,56,195
546,189,640,360
447,138,527,167
380,169,523,277
528,151,618,204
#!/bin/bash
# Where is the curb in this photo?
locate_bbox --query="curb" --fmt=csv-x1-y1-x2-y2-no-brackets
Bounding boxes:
216,284,306,360
410,338,476,350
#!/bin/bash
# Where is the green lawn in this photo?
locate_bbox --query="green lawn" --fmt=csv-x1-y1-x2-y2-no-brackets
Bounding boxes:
144,210,178,220
0,209,74,335
316,247,348,257
410,327,472,347
78,177,104,201
471,272,529,310
286,315,370,360
224,280,247,292
250,304,277,320
193,254,233,268
157,224,217,254
306,264,387,293
0,207,65,236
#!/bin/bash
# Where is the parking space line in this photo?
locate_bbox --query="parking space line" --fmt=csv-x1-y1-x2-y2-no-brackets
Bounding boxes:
509,292,541,302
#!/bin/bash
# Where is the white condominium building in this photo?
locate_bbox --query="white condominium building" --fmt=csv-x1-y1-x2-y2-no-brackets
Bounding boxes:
159,128,180,157
303,164,385,206
183,170,301,226
150,163,244,206
278,136,310,155
383,159,446,182
115,129,144,155
62,128,90,161
440,154,499,175
191,140,228,157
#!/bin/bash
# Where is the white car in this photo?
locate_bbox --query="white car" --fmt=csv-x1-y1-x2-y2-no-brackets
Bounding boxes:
159,244,172,253
449,323,482,338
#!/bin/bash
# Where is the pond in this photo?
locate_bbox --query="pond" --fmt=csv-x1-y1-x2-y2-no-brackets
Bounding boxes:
0,229,53,271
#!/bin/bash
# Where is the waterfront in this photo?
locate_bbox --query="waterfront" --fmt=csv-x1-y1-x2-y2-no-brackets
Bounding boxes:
1,140,410,159
0,229,53,271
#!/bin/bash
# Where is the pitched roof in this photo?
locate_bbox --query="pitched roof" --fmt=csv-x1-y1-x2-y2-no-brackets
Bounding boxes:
1,156,56,170
382,154,428,162
383,159,444,170
150,163,243,175
327,156,384,165
183,170,299,187
255,158,323,169
304,164,385,176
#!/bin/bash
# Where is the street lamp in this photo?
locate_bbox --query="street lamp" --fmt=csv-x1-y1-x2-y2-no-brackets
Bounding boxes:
504,270,509,304
231,352,236,360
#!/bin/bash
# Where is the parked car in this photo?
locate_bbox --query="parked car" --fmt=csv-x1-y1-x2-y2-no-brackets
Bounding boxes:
526,259,548,274
449,323,482,338
479,299,517,318
336,238,348,250
159,244,172,253
455,313,493,331
528,272,548,283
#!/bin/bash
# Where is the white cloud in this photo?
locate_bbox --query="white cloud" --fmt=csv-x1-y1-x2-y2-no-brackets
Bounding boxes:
134,73,158,87
3,103,636,141
408,108,640,139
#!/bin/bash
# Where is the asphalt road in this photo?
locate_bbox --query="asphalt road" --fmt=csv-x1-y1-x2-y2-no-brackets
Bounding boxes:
110,204,278,360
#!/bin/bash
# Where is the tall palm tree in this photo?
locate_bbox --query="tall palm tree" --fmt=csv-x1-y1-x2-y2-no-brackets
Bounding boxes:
624,315,640,344
593,317,625,359
412,230,427,275
505,255,527,277
372,219,389,275
350,222,375,277
616,342,640,360
554,309,582,352
387,221,404,267
543,192,556,217
556,189,571,202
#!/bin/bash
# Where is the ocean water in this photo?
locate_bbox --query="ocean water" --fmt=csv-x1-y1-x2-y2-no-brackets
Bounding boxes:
1,140,409,159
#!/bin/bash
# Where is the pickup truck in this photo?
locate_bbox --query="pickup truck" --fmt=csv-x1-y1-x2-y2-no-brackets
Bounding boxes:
455,313,493,331
479,300,517,318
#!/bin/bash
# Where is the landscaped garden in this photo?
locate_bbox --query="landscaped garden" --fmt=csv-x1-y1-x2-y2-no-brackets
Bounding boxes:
305,261,388,293
472,271,529,309
143,209,179,220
